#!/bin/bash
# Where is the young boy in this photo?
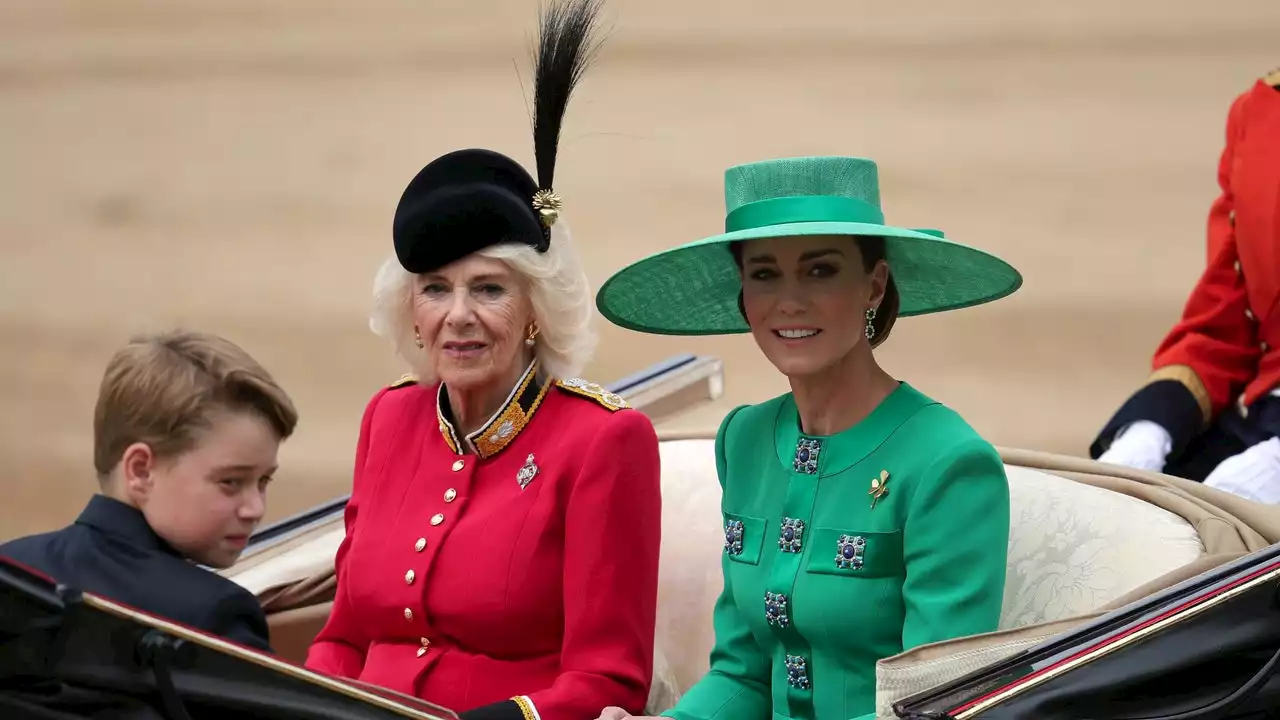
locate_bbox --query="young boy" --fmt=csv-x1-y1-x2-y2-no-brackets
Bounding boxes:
0,329,298,652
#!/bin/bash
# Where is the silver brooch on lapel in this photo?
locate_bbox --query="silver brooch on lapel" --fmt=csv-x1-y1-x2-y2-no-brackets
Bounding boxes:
516,453,540,489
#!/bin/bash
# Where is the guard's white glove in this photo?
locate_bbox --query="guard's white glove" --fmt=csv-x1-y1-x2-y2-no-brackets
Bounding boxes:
1203,437,1280,504
1097,420,1173,473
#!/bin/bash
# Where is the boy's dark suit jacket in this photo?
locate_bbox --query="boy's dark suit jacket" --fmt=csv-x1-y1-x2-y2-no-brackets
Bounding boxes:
0,494,271,652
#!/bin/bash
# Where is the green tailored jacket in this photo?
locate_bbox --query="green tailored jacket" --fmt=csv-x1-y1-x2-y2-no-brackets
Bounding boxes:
662,382,1009,720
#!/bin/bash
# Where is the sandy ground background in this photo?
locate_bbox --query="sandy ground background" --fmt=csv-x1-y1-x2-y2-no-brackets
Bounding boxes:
2,0,1278,540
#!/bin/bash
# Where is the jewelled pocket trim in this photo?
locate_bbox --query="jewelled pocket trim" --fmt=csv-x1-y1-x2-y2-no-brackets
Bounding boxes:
836,534,866,570
722,513,766,565
724,519,745,556
804,528,904,578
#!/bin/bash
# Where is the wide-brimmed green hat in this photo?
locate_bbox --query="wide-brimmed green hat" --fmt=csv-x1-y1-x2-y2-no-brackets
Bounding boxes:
596,156,1022,335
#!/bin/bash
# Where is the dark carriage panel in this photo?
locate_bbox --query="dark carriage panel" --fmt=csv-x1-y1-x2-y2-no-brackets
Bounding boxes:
894,545,1280,720
0,559,459,720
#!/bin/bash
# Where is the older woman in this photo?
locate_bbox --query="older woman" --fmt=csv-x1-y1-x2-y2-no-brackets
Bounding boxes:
304,3,662,719
592,155,1023,720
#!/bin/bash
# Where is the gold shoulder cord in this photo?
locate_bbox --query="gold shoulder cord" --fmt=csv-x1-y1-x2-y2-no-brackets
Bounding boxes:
389,373,418,390
554,378,631,411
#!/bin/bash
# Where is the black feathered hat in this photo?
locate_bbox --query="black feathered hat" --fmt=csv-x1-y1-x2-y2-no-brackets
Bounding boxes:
392,0,607,274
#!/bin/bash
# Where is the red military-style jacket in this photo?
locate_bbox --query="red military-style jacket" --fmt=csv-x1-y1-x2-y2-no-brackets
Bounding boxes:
305,360,662,720
1092,73,1280,460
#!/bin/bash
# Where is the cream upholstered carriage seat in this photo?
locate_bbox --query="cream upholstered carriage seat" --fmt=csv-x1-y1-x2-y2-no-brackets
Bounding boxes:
997,463,1204,629
646,437,1207,712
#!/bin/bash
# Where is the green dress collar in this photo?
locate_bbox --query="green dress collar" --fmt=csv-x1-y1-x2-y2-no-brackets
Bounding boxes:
773,381,936,478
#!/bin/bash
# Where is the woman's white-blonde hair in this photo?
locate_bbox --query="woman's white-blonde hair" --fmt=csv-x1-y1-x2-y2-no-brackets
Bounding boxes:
369,219,597,385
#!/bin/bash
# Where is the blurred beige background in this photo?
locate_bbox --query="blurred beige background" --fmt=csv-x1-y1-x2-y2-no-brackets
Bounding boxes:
2,0,1278,539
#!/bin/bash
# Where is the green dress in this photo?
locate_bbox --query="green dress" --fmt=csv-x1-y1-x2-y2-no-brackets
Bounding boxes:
663,382,1009,720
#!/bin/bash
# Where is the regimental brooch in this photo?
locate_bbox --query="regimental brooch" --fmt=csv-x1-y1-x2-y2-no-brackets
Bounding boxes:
516,454,539,489
869,469,890,509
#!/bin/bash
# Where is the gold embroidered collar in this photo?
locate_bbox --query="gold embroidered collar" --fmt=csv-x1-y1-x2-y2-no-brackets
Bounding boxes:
436,360,551,459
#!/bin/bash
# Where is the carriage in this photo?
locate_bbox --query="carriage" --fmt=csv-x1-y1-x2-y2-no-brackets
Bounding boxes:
5,354,1280,719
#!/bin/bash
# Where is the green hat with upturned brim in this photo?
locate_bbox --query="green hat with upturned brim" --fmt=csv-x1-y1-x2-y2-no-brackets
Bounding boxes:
595,156,1022,336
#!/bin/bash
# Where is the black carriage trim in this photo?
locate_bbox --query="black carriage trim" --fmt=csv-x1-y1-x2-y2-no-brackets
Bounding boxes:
892,545,1280,719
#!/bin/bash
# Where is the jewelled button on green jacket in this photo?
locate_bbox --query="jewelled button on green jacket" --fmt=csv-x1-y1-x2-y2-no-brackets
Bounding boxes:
663,382,1010,720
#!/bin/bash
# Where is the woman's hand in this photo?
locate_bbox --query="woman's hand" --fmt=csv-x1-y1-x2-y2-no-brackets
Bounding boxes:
594,707,663,720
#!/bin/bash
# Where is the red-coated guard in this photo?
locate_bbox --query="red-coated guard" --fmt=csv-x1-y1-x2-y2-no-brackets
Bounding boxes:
1092,71,1280,485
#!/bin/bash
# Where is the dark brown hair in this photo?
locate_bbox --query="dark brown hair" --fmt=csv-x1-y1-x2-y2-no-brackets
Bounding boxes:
730,237,900,347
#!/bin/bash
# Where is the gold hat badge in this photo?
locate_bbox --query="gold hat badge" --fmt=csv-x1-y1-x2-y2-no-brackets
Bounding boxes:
532,189,563,228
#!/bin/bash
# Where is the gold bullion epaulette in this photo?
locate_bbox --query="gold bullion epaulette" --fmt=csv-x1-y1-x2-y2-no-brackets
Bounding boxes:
555,377,630,411
1266,67,1280,88
388,373,418,390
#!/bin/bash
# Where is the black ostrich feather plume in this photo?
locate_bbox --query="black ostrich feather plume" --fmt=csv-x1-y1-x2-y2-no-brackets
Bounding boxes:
529,0,608,192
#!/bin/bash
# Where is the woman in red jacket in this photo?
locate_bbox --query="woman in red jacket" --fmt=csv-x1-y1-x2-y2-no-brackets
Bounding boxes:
304,2,663,718
1091,69,1280,502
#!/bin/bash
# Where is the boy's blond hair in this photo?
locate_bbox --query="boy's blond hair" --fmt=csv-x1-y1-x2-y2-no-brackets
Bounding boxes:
93,330,298,481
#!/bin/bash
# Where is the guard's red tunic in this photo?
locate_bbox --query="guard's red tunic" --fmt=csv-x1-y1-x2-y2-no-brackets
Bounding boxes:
1149,78,1280,419
1091,76,1280,463
305,361,662,720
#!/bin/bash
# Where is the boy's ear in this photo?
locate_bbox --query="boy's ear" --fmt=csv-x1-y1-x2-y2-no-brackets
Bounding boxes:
119,442,158,500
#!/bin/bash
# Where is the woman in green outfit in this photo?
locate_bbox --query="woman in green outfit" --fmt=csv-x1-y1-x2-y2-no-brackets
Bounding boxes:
592,156,1023,720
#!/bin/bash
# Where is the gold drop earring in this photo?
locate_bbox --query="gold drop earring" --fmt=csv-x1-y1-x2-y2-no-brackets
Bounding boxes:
414,326,424,348
525,324,540,347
